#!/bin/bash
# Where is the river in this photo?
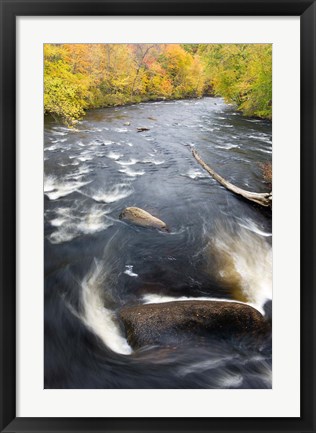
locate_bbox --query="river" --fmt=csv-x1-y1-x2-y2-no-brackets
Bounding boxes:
44,97,272,389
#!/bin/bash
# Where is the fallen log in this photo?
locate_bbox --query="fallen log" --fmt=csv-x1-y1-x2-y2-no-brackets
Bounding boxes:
192,149,272,208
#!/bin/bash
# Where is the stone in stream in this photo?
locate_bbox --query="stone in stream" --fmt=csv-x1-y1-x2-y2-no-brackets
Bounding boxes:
119,300,269,349
119,207,169,232
137,127,150,132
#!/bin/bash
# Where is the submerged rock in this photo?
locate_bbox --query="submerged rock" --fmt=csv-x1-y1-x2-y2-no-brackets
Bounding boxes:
119,207,168,231
119,300,269,349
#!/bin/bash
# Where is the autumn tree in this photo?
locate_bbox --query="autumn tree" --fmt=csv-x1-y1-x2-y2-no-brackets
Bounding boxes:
44,44,90,126
44,43,272,125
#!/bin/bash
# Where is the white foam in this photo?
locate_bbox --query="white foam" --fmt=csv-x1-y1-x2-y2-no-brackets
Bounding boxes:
210,223,272,312
185,168,207,180
49,229,78,244
91,127,103,132
48,206,112,244
53,138,67,144
114,127,128,133
216,143,240,150
142,294,260,313
50,217,67,227
107,151,123,161
78,213,112,235
92,184,132,204
89,139,103,146
248,134,272,144
78,260,132,354
257,148,272,154
77,165,92,175
218,373,243,388
44,144,58,152
142,157,165,165
51,130,67,136
58,161,80,167
124,265,138,277
237,218,272,237
178,357,234,376
116,158,138,166
119,167,145,177
77,155,93,162
44,175,57,192
64,165,90,180
45,178,91,200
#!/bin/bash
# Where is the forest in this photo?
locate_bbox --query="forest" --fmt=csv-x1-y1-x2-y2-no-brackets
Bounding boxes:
44,43,272,126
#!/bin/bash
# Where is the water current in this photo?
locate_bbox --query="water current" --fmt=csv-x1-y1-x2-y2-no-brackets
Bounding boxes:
44,97,272,389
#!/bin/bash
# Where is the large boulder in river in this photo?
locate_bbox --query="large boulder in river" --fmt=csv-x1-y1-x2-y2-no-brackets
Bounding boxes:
119,300,269,349
119,207,168,231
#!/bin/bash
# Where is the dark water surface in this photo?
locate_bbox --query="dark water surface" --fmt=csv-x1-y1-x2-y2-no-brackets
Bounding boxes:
44,97,272,389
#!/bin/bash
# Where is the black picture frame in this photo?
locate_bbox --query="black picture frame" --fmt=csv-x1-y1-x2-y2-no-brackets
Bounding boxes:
0,1,315,432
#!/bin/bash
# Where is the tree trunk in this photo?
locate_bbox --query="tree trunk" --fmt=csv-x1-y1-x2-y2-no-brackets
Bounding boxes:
192,149,272,208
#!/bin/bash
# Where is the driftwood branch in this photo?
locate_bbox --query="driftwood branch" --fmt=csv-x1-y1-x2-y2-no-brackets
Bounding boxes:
192,149,272,208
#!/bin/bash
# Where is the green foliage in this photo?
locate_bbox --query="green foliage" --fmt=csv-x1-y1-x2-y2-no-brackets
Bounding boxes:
44,43,272,125
198,44,272,119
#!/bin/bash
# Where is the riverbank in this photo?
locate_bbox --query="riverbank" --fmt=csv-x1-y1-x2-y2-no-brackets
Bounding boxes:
45,94,272,128
44,43,272,126
45,94,209,126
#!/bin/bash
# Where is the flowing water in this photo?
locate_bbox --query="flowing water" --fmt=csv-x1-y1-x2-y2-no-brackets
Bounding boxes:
44,97,272,389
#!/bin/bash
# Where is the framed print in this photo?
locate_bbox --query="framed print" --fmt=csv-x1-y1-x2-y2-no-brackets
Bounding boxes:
0,1,315,432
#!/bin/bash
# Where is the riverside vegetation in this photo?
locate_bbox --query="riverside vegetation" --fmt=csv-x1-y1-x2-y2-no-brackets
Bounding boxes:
44,43,272,126
44,44,272,388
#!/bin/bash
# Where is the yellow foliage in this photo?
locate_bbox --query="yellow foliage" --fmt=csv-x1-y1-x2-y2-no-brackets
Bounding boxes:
44,43,272,125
